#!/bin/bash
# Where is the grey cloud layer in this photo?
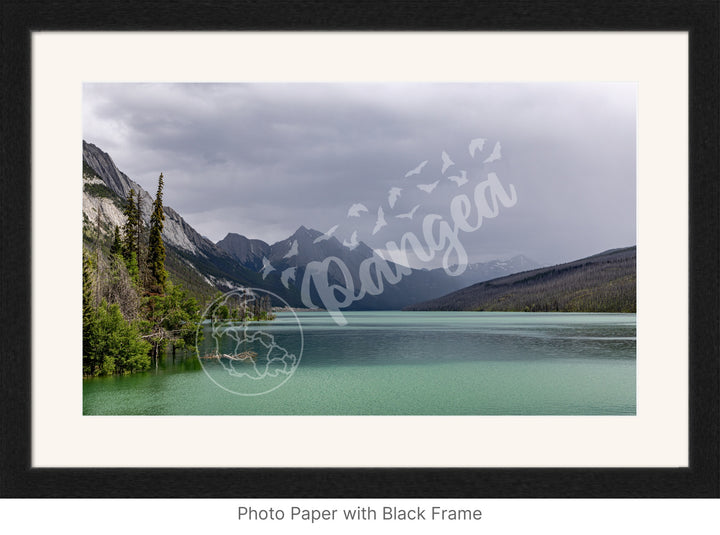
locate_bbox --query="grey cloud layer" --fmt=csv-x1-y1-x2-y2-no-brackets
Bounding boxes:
83,82,636,266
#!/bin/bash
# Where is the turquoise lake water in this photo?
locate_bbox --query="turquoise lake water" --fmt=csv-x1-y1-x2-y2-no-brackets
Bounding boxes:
83,311,636,415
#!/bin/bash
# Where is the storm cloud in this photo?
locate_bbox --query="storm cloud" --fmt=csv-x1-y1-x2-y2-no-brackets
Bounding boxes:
83,82,636,267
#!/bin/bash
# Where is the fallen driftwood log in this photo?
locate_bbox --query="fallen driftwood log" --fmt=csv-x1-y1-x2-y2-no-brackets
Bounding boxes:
200,351,258,361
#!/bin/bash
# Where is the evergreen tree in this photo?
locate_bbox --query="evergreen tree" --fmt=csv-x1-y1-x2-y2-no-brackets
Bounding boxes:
86,299,152,375
82,253,150,376
122,188,138,262
140,280,202,361
110,225,122,256
136,193,145,286
82,165,212,377
126,251,139,284
147,173,167,293
82,252,95,362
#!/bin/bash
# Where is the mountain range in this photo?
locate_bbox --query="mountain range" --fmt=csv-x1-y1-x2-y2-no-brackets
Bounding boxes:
404,246,636,312
82,140,543,309
216,226,539,310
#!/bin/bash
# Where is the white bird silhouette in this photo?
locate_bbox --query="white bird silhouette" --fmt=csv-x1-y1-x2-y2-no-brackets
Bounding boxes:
283,240,298,259
313,224,339,244
260,257,275,279
417,180,439,193
483,141,502,163
343,230,359,250
347,203,369,217
469,138,486,158
387,187,402,208
441,151,455,174
396,204,420,219
280,267,296,289
404,160,428,177
372,206,387,235
447,170,468,187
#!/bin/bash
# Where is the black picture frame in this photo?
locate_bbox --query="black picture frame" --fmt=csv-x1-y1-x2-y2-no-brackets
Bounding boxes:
1,0,718,498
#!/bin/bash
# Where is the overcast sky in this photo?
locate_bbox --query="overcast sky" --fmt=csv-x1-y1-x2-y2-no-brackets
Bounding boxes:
83,82,636,267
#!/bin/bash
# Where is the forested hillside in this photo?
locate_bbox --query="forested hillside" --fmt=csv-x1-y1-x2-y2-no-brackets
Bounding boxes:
83,166,207,376
83,159,217,305
404,247,636,313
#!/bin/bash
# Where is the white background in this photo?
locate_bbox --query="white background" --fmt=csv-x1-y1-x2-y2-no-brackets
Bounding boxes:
1,499,718,534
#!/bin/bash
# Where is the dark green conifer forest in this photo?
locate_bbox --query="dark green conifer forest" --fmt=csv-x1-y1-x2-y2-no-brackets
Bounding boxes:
83,173,203,376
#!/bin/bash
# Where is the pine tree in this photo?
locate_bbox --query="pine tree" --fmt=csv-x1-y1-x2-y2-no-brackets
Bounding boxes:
136,193,145,286
147,173,167,293
82,251,95,373
110,225,122,256
122,188,138,262
88,299,152,375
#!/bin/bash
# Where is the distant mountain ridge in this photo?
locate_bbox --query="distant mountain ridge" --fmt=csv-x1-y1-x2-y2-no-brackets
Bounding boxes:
215,233,271,270
404,246,636,313
215,228,540,310
430,254,539,289
83,140,544,309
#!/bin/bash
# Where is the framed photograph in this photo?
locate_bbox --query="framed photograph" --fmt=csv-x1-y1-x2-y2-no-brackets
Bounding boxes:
1,1,717,497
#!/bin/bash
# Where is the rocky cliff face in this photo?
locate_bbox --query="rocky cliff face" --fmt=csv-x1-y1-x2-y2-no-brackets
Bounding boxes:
215,233,271,270
82,140,285,301
82,141,136,200
82,169,126,232
84,141,215,258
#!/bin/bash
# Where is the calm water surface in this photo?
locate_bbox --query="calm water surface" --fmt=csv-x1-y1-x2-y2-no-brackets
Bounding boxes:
83,311,636,415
